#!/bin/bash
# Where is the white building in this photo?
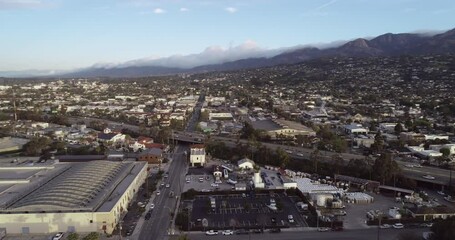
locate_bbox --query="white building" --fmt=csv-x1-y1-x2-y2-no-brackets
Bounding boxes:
0,161,147,235
237,158,255,170
189,144,206,167
344,124,369,135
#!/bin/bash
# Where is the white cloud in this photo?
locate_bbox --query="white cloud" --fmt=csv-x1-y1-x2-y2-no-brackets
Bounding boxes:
180,7,189,12
0,0,44,10
225,7,237,13
315,0,337,11
153,8,165,14
111,40,278,69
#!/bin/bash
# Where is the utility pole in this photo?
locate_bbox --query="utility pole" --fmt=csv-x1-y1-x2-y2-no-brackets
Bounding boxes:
12,89,17,136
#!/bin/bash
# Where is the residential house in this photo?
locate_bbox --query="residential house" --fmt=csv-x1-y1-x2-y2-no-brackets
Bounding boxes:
344,124,368,136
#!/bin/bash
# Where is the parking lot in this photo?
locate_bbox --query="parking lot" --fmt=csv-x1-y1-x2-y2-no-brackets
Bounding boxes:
183,174,236,192
189,192,308,230
340,193,401,229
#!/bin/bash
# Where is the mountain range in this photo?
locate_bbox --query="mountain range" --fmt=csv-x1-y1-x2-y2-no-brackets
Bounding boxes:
32,28,455,78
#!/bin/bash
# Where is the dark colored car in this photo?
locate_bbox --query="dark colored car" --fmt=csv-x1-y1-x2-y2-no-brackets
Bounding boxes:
252,229,264,234
145,212,151,220
332,226,344,231
269,228,281,233
235,229,249,235
271,217,277,224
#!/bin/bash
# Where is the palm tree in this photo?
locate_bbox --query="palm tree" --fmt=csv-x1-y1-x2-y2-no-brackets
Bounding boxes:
311,149,321,174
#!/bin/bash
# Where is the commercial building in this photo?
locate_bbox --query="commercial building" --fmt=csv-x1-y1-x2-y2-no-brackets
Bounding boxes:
251,119,315,139
0,137,29,154
189,144,206,167
0,160,147,235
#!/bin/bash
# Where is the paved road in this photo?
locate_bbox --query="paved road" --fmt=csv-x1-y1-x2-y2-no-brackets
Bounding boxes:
138,144,188,240
396,160,454,186
186,228,427,240
138,92,206,240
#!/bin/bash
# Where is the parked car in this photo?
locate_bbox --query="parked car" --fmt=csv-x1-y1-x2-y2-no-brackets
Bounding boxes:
288,215,294,223
380,224,391,229
205,230,219,235
222,230,234,235
437,191,446,196
235,229,249,235
53,232,64,240
332,226,344,231
145,212,151,220
271,217,277,224
156,191,161,195
269,228,281,233
252,229,264,234
317,227,330,232
393,223,404,229
420,223,433,228
149,203,155,209
444,196,455,203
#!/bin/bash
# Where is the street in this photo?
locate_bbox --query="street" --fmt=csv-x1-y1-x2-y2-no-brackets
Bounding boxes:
185,228,427,240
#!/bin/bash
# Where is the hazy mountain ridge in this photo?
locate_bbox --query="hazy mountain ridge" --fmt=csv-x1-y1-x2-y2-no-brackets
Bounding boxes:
60,28,455,78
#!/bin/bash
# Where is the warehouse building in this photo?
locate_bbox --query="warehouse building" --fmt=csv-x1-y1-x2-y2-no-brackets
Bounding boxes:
0,160,147,235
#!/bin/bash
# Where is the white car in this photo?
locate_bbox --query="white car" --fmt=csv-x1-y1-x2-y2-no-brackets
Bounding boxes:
444,196,455,203
437,191,446,196
156,191,161,195
205,230,219,235
53,233,64,240
422,175,436,180
165,184,170,188
317,227,330,232
211,183,219,187
393,223,404,229
380,224,391,229
222,230,234,235
150,203,155,209
288,215,294,223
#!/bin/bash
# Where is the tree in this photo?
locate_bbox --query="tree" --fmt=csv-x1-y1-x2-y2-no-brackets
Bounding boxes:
394,123,404,134
177,234,190,240
23,137,52,156
276,148,290,169
372,153,400,185
346,158,370,179
82,232,99,240
310,149,321,173
440,148,451,158
67,232,79,240
331,154,345,175
430,216,455,240
371,132,385,153
240,122,257,140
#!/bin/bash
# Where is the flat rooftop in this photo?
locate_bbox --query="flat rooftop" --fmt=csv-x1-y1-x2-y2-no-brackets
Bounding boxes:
0,160,146,213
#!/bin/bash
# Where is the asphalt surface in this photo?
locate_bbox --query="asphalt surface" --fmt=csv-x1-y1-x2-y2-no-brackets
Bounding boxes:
138,144,188,240
186,228,428,240
137,92,206,240
396,160,454,185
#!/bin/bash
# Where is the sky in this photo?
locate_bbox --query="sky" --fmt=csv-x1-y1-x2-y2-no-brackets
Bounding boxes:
0,0,455,73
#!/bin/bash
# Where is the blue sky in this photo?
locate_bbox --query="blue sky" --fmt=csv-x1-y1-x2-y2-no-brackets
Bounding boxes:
0,0,454,72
